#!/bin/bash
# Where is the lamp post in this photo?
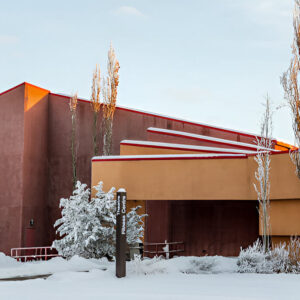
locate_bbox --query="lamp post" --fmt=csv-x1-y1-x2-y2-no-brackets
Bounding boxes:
116,188,126,278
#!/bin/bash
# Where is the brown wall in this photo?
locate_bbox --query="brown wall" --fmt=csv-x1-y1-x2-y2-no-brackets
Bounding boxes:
147,131,256,150
0,85,25,254
47,94,262,245
47,94,99,243
145,200,258,256
0,82,293,255
22,85,49,247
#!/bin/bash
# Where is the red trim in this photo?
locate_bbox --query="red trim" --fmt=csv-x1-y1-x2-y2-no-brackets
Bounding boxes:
49,91,267,141
117,106,268,141
92,155,247,162
147,128,268,151
0,82,50,97
0,82,280,144
0,82,25,96
49,92,91,104
24,82,50,93
120,141,253,154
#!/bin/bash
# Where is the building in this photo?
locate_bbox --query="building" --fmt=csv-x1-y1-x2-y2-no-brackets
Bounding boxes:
0,82,298,256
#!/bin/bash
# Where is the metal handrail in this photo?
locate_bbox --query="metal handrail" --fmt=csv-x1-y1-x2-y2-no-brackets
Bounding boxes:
10,246,59,262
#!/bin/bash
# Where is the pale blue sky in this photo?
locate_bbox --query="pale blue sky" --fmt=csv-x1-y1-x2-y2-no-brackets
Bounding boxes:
0,0,296,143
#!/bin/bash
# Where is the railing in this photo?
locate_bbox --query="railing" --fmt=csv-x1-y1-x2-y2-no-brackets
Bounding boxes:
11,247,59,262
143,241,184,259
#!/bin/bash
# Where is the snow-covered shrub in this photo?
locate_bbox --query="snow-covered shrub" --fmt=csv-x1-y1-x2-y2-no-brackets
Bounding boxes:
129,254,166,275
237,240,273,273
271,243,290,273
126,206,147,246
53,181,147,259
52,182,95,259
287,237,300,273
237,238,300,274
91,181,116,258
184,257,216,274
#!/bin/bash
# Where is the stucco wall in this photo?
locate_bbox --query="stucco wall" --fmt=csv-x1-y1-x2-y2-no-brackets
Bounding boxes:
92,157,252,201
264,199,300,236
120,144,207,155
92,153,300,202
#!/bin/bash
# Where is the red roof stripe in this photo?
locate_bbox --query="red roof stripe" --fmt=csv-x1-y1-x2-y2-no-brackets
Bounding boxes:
92,155,247,162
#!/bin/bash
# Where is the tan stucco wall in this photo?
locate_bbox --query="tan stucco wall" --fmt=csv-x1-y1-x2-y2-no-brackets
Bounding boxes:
120,144,206,155
92,153,300,202
92,157,252,201
266,200,300,236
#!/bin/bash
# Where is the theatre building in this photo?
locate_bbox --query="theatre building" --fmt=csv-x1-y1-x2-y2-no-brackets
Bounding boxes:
1,82,300,256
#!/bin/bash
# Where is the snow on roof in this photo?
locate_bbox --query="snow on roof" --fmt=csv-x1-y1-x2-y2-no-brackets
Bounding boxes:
120,139,258,154
147,127,275,151
92,153,247,161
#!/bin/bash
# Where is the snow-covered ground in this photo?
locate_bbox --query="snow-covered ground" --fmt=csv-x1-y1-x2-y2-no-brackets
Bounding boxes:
0,253,299,300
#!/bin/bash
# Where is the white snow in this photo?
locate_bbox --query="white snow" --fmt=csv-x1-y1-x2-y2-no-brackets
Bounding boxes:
92,153,246,161
0,255,108,279
0,254,299,299
147,127,277,151
120,139,258,154
0,252,20,268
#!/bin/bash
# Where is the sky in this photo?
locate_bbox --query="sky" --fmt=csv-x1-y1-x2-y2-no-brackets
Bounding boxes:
0,0,296,143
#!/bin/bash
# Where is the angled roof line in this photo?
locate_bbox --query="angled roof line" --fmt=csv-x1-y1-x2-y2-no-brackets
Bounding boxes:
0,82,50,97
0,82,276,142
147,127,278,151
120,139,257,154
92,153,247,162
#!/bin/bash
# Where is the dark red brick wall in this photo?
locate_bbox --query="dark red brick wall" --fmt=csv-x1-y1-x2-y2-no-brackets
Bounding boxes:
22,87,49,248
0,85,25,254
145,200,258,256
0,84,261,254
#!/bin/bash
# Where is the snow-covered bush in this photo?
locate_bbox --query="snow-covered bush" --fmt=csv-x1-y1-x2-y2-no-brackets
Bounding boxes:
237,240,272,273
91,181,116,258
287,237,300,273
184,257,218,274
129,254,166,275
52,182,95,259
237,238,300,273
53,181,147,259
126,206,147,246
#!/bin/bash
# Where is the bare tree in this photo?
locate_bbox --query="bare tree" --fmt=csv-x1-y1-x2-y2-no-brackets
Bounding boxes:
254,96,273,253
102,44,120,156
91,65,101,156
281,0,300,178
69,93,78,189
